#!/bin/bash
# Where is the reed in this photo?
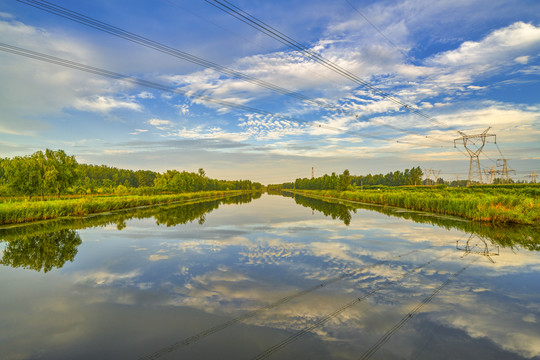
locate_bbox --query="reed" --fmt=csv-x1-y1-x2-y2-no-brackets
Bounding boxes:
290,186,540,225
0,191,246,225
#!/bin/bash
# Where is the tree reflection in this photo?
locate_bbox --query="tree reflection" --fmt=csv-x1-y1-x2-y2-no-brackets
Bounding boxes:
0,229,81,273
293,193,354,225
288,191,540,251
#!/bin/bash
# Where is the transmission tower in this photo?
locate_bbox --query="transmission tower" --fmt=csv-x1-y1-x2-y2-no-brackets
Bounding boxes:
454,127,496,186
432,169,441,184
312,167,314,179
497,159,514,184
423,168,441,185
526,171,538,183
483,166,497,184
423,167,432,185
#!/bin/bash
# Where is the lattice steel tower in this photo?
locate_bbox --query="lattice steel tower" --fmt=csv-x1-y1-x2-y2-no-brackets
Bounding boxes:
527,171,538,183
454,127,496,186
497,158,514,184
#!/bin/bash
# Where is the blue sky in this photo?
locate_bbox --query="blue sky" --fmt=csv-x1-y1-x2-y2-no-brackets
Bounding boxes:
0,0,539,184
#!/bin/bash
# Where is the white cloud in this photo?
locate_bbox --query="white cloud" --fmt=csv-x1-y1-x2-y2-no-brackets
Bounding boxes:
149,254,169,261
431,22,540,66
73,270,140,286
178,104,190,115
104,149,133,155
0,12,14,19
426,22,540,88
514,55,530,64
129,129,149,135
137,91,155,99
74,96,142,113
0,16,144,133
148,118,173,127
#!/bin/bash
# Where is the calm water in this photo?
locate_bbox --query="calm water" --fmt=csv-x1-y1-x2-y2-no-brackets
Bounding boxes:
1,193,539,360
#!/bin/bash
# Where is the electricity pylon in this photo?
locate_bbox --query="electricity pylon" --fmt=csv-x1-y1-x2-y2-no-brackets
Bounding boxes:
423,168,441,185
423,167,432,184
454,127,496,186
497,158,514,184
483,166,497,184
526,171,537,183
432,169,441,184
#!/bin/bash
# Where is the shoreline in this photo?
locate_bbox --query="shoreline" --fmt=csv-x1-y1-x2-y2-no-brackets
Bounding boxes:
285,188,539,225
0,190,255,225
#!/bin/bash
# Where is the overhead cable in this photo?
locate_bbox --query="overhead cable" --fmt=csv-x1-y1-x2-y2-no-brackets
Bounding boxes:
0,42,453,149
344,0,431,78
205,0,456,131
16,0,453,145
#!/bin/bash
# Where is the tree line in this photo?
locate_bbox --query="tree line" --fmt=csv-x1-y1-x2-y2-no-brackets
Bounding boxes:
0,149,262,198
268,167,424,192
293,170,353,191
351,167,423,187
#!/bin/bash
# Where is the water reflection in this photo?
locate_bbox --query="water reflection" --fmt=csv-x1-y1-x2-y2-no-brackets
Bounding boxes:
290,192,540,251
0,193,261,273
0,229,81,273
1,193,539,360
292,192,354,225
457,233,500,263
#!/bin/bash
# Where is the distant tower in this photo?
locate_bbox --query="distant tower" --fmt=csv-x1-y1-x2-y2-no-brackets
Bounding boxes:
423,168,441,185
423,167,432,185
483,166,496,184
432,169,441,184
312,167,314,179
497,159,514,184
454,127,496,186
527,171,538,183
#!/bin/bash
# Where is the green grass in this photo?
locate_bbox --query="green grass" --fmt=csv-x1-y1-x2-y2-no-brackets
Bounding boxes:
289,186,540,225
0,190,247,225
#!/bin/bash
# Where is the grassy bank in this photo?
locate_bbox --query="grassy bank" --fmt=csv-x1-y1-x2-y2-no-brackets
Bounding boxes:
0,190,248,225
288,186,540,225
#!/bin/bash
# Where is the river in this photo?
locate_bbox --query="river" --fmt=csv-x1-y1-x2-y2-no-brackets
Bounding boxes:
1,192,539,360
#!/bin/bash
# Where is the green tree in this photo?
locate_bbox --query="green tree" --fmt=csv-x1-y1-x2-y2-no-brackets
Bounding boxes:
338,169,351,191
44,149,79,197
2,149,79,199
3,153,43,198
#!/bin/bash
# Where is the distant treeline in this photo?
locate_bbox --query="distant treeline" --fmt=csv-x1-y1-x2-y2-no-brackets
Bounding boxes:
0,149,262,198
268,167,424,191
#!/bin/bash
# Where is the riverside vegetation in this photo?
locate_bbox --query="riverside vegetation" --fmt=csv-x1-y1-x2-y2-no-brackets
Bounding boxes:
0,149,262,225
269,169,540,225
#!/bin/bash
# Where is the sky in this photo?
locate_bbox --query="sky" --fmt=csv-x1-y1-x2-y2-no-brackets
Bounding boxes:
0,0,539,184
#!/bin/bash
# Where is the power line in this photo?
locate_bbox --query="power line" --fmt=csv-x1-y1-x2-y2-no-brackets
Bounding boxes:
16,0,454,146
205,0,456,131
251,253,449,360
0,42,451,149
14,0,319,104
344,0,412,64
343,0,445,86
358,259,476,360
138,248,426,359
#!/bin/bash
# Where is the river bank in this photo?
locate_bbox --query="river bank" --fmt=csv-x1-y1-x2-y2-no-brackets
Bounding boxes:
286,186,540,225
0,190,252,225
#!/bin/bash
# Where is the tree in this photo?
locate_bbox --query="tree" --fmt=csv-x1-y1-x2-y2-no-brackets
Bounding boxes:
338,169,351,191
44,149,79,197
3,153,43,198
2,149,79,199
410,166,423,186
